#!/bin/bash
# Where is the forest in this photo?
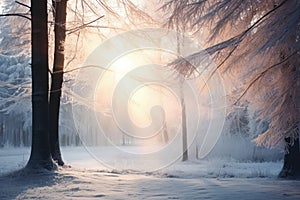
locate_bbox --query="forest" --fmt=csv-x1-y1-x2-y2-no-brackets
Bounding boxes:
0,0,299,199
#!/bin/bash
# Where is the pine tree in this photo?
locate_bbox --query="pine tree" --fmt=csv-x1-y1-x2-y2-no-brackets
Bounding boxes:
164,0,300,178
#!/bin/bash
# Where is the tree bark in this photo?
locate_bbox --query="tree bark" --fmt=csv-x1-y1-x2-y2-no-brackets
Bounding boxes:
279,58,300,179
279,137,300,178
49,0,67,166
26,0,55,170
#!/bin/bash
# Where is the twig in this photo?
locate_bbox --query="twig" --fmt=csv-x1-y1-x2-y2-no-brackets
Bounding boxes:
63,65,114,74
67,15,105,34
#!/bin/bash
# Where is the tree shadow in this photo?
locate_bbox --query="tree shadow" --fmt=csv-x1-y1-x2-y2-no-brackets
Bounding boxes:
0,167,76,199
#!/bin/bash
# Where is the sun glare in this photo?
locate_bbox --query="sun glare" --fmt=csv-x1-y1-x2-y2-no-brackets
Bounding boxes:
93,48,182,145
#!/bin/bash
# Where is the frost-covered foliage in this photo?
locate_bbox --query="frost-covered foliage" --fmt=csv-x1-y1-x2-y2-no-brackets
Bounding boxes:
225,103,250,137
0,0,31,147
0,0,31,111
207,101,283,162
163,0,300,149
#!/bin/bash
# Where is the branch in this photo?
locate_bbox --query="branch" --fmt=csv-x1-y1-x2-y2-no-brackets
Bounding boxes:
66,15,105,34
188,0,208,6
63,65,114,74
234,51,297,104
212,0,288,71
169,35,240,72
171,0,288,74
0,13,31,20
169,0,289,96
15,1,31,10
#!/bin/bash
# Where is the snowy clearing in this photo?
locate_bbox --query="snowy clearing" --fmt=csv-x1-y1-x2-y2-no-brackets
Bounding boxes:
1,146,300,199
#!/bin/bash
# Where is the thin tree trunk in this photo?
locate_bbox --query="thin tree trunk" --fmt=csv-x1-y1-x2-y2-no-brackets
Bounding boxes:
162,121,169,143
26,0,55,170
180,78,188,161
49,0,67,166
176,26,188,162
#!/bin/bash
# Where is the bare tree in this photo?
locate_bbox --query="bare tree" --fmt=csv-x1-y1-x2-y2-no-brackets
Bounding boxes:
163,0,300,178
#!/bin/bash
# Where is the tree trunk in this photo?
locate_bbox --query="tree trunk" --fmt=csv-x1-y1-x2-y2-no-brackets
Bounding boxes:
26,0,55,170
279,137,300,178
180,78,188,161
162,121,169,143
49,0,67,166
279,61,300,178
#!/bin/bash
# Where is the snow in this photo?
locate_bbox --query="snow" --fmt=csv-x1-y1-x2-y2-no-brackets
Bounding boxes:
1,146,300,199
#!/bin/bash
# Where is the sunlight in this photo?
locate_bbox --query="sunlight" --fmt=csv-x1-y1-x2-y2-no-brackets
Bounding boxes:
111,54,138,82
92,48,182,148
94,49,171,117
128,84,181,130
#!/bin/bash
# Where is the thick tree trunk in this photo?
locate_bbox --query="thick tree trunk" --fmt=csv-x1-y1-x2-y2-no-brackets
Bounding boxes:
279,63,300,178
49,0,67,166
279,137,300,178
26,0,55,170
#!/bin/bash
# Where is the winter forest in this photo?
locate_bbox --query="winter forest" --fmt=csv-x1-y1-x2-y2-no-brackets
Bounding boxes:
0,0,299,199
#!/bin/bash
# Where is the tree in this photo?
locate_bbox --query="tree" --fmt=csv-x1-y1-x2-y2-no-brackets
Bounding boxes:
49,0,68,166
26,0,55,170
45,0,153,167
163,0,300,178
180,79,188,161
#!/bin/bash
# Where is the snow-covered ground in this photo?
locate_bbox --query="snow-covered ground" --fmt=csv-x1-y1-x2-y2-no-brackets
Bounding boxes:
1,146,300,199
